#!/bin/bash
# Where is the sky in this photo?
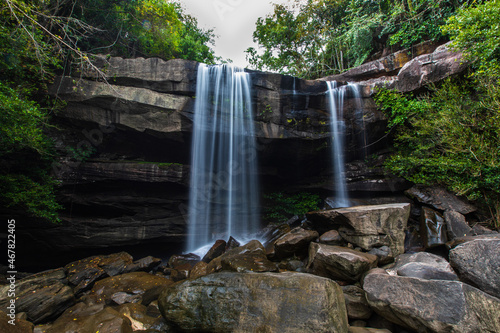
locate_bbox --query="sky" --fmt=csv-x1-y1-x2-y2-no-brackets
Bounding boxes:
179,0,292,68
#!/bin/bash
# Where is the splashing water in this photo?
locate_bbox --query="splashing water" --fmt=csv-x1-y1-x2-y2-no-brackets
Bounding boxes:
187,64,260,252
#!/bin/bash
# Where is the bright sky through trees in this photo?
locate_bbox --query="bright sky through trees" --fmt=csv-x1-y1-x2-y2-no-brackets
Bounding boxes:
179,0,294,67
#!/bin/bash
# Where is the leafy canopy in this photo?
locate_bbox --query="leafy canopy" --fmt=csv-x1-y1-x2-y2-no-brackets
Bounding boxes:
247,0,471,79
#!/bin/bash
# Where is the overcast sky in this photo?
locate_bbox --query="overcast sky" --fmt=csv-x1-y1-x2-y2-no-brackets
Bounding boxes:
179,0,292,68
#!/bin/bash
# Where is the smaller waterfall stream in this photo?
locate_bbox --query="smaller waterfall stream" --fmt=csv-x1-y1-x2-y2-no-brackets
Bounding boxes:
327,81,365,208
187,64,260,252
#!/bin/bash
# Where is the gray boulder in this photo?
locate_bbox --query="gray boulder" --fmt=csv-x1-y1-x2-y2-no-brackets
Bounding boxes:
449,238,500,299
387,252,458,281
363,272,500,333
307,243,378,282
307,203,410,256
158,272,348,333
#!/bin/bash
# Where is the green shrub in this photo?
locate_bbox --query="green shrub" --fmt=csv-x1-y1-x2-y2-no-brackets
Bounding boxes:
264,192,321,222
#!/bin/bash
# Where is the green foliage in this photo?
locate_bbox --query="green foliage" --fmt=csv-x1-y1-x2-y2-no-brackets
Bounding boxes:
443,0,500,78
72,0,217,63
264,192,321,222
375,77,500,228
247,0,471,79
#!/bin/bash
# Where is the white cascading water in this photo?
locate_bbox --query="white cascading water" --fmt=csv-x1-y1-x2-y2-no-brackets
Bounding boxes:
326,81,351,208
187,64,260,253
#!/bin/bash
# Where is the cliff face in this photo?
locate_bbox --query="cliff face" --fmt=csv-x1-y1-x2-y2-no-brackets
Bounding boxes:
16,43,465,257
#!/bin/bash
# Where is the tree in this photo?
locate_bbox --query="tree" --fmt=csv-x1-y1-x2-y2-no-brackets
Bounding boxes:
247,0,471,79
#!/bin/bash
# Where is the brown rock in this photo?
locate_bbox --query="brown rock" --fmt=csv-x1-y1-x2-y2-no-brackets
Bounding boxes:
308,204,410,256
342,285,372,320
307,243,378,282
189,261,209,279
202,240,226,263
91,272,173,305
159,272,348,332
319,230,345,246
273,227,319,259
405,185,476,214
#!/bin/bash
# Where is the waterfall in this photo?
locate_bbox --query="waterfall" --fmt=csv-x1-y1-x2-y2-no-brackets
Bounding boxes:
326,81,350,208
187,64,260,252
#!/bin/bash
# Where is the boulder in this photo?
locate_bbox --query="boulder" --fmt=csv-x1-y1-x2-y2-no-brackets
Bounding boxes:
307,204,410,256
41,303,134,333
368,246,394,265
395,42,469,93
168,253,200,269
387,252,458,281
201,240,226,263
0,268,75,324
189,261,208,279
363,273,500,333
420,207,448,248
342,285,372,320
116,303,168,331
91,272,173,305
124,256,162,273
273,227,319,259
158,272,348,332
444,210,472,240
307,243,378,282
405,185,476,214
449,238,500,299
65,252,134,293
319,230,345,246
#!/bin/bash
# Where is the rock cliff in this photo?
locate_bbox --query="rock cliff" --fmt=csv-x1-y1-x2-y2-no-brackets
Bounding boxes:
15,42,467,264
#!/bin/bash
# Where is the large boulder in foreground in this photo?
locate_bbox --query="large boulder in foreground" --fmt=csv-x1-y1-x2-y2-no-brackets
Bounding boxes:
158,272,348,333
307,203,410,256
449,238,500,299
363,271,500,333
0,268,75,324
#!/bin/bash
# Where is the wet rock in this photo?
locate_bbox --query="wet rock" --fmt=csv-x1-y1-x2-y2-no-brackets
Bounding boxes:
420,207,448,248
117,303,168,331
168,253,200,269
449,238,500,299
170,263,192,282
405,185,476,214
65,252,134,293
158,272,348,332
42,303,134,333
319,230,345,246
278,258,306,272
307,243,378,282
259,223,292,256
124,256,162,274
368,246,394,265
308,204,410,256
111,292,142,305
273,227,319,259
91,272,173,305
0,268,75,324
225,236,241,251
189,261,208,279
342,285,372,320
363,272,500,333
202,240,226,263
205,240,266,274
443,210,472,240
0,311,33,333
211,240,278,273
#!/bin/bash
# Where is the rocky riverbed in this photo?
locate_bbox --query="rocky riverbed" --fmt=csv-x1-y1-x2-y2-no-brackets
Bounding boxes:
1,186,499,333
